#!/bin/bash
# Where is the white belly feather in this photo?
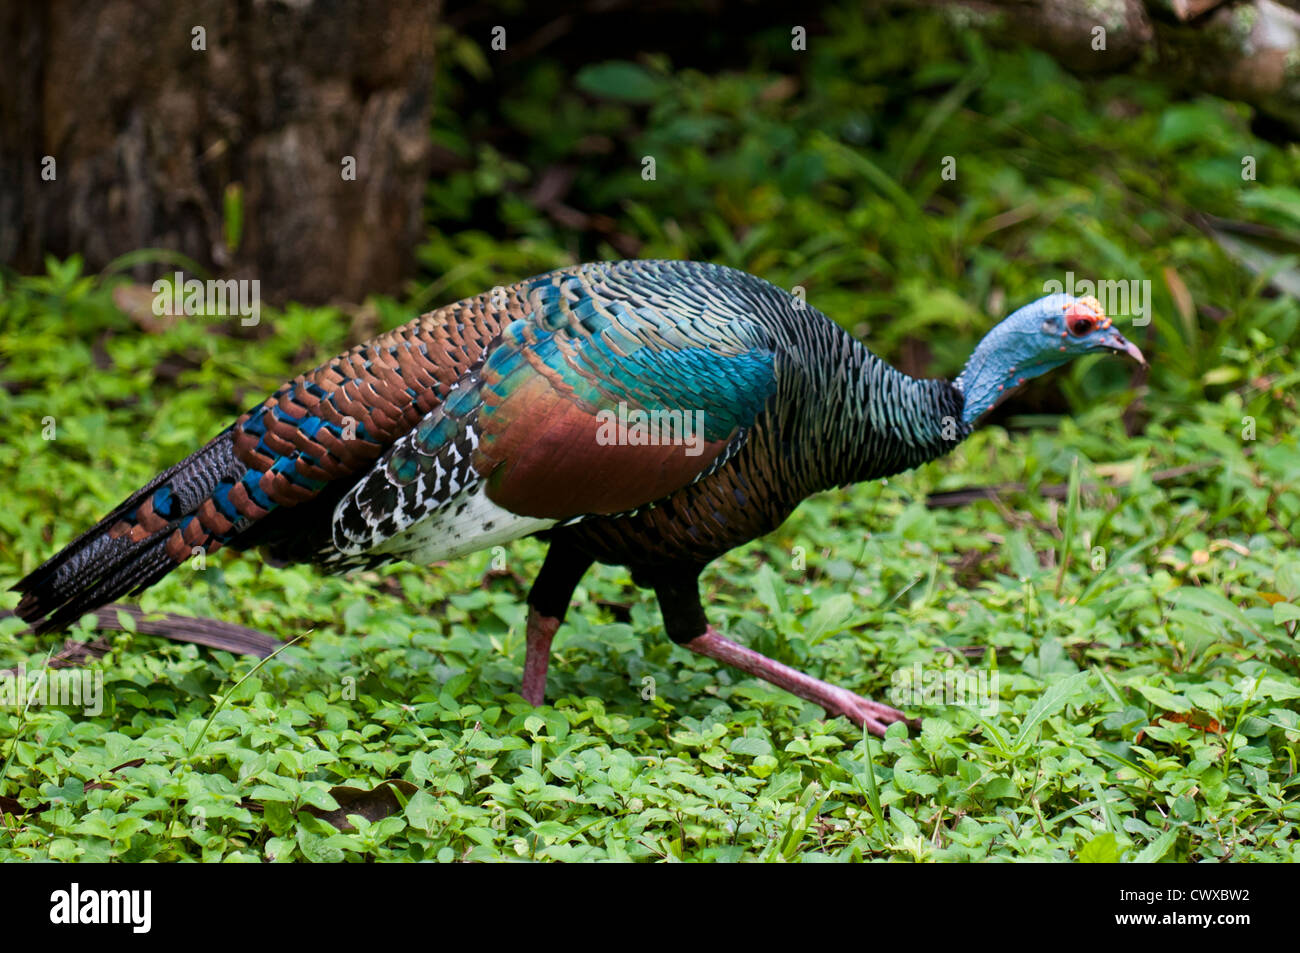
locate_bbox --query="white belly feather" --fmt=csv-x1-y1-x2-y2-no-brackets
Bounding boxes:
369,483,556,564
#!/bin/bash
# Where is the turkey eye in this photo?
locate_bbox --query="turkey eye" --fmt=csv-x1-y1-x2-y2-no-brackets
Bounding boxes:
1068,317,1095,336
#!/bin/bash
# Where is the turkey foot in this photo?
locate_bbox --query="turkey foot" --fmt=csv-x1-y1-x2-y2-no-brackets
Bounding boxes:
684,626,917,737
521,607,561,705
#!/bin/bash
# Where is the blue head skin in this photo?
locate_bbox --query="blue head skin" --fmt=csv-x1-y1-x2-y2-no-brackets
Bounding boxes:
953,294,1146,425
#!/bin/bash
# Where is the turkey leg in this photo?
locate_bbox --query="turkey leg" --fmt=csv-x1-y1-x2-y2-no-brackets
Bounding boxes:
685,626,917,737
521,607,560,705
520,541,594,705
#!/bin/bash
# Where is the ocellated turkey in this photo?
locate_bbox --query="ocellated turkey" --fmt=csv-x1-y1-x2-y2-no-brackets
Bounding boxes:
14,260,1144,734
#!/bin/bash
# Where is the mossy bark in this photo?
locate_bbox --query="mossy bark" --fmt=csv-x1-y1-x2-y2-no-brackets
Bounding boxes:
903,0,1300,132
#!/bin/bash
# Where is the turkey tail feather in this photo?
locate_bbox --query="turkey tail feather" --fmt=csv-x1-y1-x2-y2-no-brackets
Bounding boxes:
12,433,241,634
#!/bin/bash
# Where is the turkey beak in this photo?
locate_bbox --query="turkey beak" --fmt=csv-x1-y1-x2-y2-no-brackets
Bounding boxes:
1100,329,1146,367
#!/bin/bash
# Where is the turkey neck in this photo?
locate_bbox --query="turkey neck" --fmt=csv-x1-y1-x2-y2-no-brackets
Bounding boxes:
765,315,971,498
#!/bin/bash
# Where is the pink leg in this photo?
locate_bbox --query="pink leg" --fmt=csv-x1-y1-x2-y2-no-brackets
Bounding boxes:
521,608,560,705
684,626,918,737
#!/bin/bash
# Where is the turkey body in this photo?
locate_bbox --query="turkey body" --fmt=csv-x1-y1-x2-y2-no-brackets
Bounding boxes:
242,259,965,606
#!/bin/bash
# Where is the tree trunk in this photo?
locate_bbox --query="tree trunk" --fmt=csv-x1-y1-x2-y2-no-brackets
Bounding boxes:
0,0,438,305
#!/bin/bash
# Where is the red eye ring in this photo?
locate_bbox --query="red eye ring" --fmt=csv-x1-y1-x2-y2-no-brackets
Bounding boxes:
1064,297,1106,337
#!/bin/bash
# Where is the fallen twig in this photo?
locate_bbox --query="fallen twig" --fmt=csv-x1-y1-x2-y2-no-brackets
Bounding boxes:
924,459,1220,509
2,604,283,661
